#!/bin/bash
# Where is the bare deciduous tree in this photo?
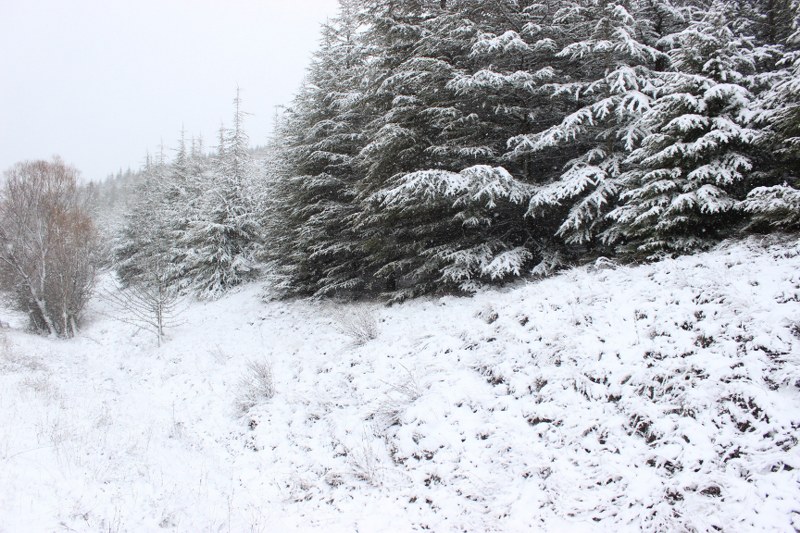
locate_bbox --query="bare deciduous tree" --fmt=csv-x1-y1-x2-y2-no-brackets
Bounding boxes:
0,158,98,337
104,259,184,346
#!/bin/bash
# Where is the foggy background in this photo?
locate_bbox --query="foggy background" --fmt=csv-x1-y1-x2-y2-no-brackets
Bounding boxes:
0,0,340,181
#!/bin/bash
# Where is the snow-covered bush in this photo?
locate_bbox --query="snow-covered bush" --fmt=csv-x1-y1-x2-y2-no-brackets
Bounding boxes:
345,431,384,487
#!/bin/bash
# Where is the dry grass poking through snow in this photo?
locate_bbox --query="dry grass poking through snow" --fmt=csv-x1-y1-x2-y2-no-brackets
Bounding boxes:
331,304,380,346
236,358,275,412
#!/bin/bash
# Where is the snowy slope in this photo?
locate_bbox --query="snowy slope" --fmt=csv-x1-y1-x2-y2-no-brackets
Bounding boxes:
1,235,799,532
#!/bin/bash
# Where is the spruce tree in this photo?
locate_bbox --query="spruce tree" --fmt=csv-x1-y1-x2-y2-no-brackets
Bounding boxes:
179,90,261,298
741,5,800,229
361,1,557,296
512,0,677,248
270,0,369,297
263,0,800,297
605,3,768,255
115,148,172,285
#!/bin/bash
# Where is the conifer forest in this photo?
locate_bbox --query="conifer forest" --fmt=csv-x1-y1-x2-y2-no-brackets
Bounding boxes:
109,0,800,302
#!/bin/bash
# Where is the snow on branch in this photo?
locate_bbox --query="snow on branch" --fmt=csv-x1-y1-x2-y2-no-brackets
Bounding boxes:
377,165,530,211
741,185,800,228
470,30,533,57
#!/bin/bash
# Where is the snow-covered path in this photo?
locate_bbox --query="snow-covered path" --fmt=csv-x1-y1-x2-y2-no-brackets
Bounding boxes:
1,235,799,532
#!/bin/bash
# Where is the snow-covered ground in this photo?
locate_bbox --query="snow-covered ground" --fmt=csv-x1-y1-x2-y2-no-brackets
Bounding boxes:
1,235,799,532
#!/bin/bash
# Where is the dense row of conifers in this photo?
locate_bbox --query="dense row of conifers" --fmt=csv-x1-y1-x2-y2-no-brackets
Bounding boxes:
117,0,800,301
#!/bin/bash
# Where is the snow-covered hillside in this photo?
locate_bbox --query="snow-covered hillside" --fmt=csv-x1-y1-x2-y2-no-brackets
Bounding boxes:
1,235,799,532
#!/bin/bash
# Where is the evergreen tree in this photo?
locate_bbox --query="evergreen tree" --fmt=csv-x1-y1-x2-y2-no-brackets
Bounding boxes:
115,148,172,285
359,1,558,296
605,3,771,255
732,0,796,46
741,4,800,228
179,90,262,298
270,0,369,297
261,0,800,298
511,0,678,247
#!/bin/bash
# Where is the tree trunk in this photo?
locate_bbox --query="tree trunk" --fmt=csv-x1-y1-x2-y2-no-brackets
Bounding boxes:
31,294,56,337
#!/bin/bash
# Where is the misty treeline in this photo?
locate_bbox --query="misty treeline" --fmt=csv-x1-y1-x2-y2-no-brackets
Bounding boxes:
104,0,800,304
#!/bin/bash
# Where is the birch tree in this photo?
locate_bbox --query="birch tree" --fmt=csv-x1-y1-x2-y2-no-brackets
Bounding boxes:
0,158,98,337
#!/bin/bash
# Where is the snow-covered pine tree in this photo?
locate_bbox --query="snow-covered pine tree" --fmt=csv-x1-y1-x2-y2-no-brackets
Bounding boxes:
605,3,769,255
115,129,208,288
373,164,533,296
508,0,681,251
179,90,262,298
159,129,204,284
741,3,800,229
731,0,796,46
266,0,798,299
269,0,369,297
345,0,442,296
156,134,211,291
352,1,478,297
443,1,569,183
741,181,800,228
115,148,173,285
362,1,564,296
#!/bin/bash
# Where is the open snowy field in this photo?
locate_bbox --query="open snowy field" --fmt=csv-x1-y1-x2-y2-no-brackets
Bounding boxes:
1,235,799,532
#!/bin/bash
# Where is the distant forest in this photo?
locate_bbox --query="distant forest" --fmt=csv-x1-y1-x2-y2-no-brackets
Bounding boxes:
99,0,800,302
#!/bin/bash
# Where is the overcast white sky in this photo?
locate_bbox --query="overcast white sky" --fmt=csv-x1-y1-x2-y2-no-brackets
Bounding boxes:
0,0,340,181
